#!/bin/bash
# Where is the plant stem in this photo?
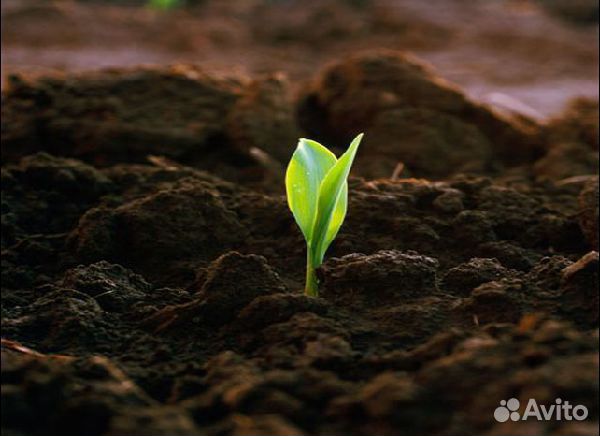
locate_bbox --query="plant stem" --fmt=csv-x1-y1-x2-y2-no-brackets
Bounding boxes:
305,247,319,297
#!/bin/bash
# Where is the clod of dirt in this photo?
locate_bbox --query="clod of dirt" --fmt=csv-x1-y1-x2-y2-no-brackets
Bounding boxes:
452,210,497,245
546,98,599,149
2,153,113,245
536,97,600,181
362,108,494,178
70,179,248,285
232,293,329,333
527,255,574,294
68,206,119,266
319,250,439,306
6,152,113,198
475,241,542,271
197,251,286,298
441,258,515,296
461,279,526,325
227,73,301,163
533,141,599,181
297,50,540,177
143,252,287,332
431,188,465,214
578,176,599,249
2,288,104,350
61,261,152,312
473,184,585,251
258,312,350,357
115,181,247,278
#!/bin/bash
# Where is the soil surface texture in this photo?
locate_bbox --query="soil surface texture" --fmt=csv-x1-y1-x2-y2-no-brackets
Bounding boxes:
1,1,599,436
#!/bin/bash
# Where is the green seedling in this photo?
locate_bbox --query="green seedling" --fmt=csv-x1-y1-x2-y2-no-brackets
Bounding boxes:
148,0,181,10
285,133,363,297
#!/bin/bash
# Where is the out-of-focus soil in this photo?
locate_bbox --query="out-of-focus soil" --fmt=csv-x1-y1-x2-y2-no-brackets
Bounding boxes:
2,0,599,118
1,1,599,436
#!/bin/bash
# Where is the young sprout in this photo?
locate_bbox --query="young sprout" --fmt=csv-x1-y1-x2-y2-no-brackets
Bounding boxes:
148,0,181,10
285,133,363,297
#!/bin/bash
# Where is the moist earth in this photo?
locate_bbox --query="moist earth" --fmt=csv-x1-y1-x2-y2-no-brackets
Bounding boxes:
1,48,599,436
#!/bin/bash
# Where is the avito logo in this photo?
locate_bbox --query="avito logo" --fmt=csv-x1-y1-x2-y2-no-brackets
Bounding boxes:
494,398,589,422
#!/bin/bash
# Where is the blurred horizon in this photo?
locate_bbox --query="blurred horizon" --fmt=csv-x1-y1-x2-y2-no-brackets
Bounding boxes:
1,0,598,119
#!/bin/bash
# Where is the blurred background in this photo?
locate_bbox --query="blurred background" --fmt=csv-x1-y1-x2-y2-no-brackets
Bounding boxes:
1,0,598,120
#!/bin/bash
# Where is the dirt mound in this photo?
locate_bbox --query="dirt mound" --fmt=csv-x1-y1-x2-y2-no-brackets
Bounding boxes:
1,66,300,183
297,50,542,178
533,98,599,181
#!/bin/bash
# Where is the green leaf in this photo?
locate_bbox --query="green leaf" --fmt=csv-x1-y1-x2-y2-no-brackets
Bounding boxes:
311,133,363,263
285,138,337,240
321,181,347,261
285,133,363,297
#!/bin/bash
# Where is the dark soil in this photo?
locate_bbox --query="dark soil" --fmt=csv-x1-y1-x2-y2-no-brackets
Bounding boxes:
1,2,599,436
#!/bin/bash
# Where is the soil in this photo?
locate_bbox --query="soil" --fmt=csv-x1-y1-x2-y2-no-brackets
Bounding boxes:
1,1,599,436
